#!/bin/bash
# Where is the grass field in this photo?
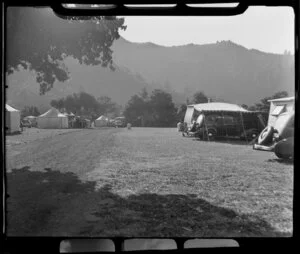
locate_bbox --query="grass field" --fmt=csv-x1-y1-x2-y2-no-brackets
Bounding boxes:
5,127,293,237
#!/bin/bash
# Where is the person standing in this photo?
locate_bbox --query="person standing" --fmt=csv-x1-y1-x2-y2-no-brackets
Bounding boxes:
177,121,183,132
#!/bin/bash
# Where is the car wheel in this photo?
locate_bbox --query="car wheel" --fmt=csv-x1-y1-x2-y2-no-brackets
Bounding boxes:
246,130,259,141
258,126,274,145
207,129,217,141
274,138,294,160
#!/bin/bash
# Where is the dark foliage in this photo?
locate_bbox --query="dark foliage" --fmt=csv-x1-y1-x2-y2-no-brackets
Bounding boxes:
124,89,177,127
247,91,289,112
21,106,40,118
192,91,209,104
50,92,118,120
6,7,126,95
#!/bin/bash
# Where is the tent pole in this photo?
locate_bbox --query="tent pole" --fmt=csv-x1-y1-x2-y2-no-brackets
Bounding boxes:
203,112,210,141
240,112,248,144
222,111,228,142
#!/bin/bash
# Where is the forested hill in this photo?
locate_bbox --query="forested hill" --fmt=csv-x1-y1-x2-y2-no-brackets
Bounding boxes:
112,37,294,105
7,37,294,112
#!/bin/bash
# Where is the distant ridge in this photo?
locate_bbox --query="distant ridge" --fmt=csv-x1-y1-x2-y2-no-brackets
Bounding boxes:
7,36,294,112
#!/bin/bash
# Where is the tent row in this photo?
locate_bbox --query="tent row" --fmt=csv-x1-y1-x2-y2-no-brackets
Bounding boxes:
5,104,121,130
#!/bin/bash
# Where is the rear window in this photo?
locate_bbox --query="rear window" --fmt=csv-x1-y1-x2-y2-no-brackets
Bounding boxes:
271,105,287,116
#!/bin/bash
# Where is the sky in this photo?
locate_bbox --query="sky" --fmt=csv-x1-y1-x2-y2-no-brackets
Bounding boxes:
119,6,295,54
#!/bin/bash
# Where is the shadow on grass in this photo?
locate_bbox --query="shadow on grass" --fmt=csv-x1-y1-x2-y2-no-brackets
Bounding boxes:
266,158,294,165
6,167,290,237
191,137,250,146
6,131,22,136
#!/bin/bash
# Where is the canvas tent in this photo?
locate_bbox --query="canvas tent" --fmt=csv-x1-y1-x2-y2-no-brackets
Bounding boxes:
37,107,69,129
95,115,108,127
5,104,21,133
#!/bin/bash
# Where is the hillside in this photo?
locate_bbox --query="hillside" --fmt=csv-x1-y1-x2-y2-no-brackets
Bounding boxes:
112,37,294,104
6,37,294,112
6,57,152,113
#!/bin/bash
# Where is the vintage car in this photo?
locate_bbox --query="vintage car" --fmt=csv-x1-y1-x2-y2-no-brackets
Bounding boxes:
194,113,262,141
21,119,32,128
253,97,294,159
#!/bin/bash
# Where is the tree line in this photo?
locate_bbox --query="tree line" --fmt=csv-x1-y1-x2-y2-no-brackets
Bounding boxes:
21,89,289,127
50,92,121,121
241,91,289,112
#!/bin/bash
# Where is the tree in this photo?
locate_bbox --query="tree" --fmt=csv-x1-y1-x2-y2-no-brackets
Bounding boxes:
7,7,126,95
21,106,40,118
250,91,289,112
149,89,177,127
97,96,117,115
139,87,149,101
241,104,249,110
50,92,118,119
177,104,187,122
124,89,177,127
123,95,147,127
192,91,208,104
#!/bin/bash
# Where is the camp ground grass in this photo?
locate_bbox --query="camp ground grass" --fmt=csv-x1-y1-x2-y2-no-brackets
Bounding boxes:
5,127,293,237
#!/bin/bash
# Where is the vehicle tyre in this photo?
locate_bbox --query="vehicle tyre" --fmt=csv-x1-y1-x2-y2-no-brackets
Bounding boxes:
274,137,294,160
207,128,217,141
246,129,259,141
258,126,274,145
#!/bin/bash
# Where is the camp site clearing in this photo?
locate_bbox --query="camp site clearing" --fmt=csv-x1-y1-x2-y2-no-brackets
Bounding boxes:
6,127,293,237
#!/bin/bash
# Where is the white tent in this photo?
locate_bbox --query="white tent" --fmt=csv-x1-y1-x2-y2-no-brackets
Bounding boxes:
95,115,108,127
5,104,21,133
37,107,69,129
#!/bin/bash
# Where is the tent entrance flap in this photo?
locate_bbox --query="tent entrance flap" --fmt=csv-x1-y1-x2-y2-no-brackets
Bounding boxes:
184,106,195,126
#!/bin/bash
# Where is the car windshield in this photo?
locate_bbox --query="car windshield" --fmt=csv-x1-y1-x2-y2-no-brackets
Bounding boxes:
4,4,295,245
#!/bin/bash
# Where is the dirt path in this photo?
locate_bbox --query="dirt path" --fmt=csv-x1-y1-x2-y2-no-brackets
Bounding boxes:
5,128,293,237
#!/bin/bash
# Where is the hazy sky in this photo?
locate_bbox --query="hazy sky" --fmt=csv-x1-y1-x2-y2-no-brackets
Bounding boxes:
119,6,294,54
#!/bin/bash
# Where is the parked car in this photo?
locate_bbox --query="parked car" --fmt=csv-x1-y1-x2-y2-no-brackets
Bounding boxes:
256,113,294,145
253,110,294,160
114,117,126,127
21,119,32,128
24,116,37,127
195,114,260,141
